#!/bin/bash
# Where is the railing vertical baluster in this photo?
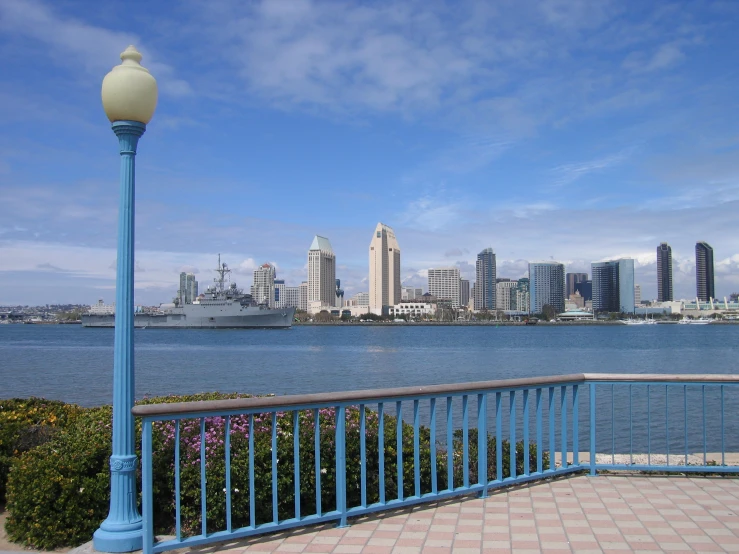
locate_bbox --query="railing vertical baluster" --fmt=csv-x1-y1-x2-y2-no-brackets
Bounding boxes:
271,412,278,524
684,385,688,466
249,413,255,528
523,390,530,476
225,416,232,533
589,384,596,476
721,385,725,466
536,389,543,473
378,403,385,504
629,385,633,466
647,385,651,466
611,384,614,466
572,385,579,466
360,404,366,508
413,400,420,498
142,420,153,554
665,386,670,466
478,393,488,494
200,417,207,536
463,395,469,487
293,411,300,519
447,397,453,490
175,420,181,540
336,405,347,527
396,401,403,501
314,408,321,516
548,387,555,472
496,392,502,482
430,398,437,494
561,386,567,470
510,391,516,480
702,385,707,465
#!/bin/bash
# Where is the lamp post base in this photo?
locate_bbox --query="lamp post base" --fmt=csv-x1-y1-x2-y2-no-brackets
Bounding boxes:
93,525,143,553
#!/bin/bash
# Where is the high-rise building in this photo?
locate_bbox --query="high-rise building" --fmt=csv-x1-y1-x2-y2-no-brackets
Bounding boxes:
369,223,401,312
335,279,344,307
308,236,336,312
251,263,276,308
591,258,635,313
284,285,301,309
460,279,470,307
529,262,565,315
574,280,592,302
474,248,496,311
514,278,530,313
428,268,461,308
178,272,198,304
274,279,286,308
566,273,588,298
401,287,423,301
695,241,715,301
657,242,673,302
347,291,370,306
634,284,641,306
298,282,308,311
496,280,518,311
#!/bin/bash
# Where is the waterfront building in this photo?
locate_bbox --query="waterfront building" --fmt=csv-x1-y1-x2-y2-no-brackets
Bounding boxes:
178,272,198,304
369,223,401,313
251,263,276,308
346,292,370,307
566,273,588,298
460,279,470,307
89,299,115,315
284,285,301,309
634,284,642,306
401,287,423,301
308,236,336,313
514,278,530,313
529,262,565,315
496,280,518,311
574,280,592,302
592,258,635,314
388,302,435,319
657,242,673,302
696,241,715,301
335,279,344,307
273,279,286,308
298,282,308,312
474,248,496,311
428,267,461,308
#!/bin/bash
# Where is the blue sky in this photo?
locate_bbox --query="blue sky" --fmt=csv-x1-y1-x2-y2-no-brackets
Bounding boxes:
1,0,738,305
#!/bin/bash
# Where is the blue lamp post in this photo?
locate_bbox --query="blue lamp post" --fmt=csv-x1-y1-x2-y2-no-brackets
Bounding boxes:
94,45,157,553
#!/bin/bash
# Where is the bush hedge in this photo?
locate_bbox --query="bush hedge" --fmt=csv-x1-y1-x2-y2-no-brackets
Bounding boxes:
4,394,547,549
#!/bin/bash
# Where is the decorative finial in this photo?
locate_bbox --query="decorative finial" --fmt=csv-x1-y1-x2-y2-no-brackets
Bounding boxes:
120,45,144,66
101,45,158,124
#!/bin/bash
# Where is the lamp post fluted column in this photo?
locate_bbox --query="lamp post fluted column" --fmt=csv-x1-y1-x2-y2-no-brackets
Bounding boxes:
95,46,157,553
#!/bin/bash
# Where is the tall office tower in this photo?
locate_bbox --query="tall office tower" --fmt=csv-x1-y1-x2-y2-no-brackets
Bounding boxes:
574,280,592,302
308,236,336,311
474,248,496,311
369,223,401,312
298,282,308,311
514,278,530,312
179,272,198,304
460,279,470,307
529,262,565,315
273,279,286,308
496,280,518,311
252,263,276,307
335,279,344,307
401,287,423,301
188,274,198,302
695,241,715,301
428,268,461,308
566,273,588,298
591,258,635,313
284,286,301,308
656,243,673,302
634,284,641,306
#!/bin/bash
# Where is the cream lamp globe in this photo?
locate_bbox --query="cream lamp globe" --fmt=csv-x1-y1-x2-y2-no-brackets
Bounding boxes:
101,45,158,124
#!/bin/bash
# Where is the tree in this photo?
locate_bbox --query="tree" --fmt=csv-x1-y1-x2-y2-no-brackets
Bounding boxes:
541,304,556,321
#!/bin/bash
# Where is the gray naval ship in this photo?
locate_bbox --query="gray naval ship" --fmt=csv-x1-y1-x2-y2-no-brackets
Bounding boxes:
82,256,296,329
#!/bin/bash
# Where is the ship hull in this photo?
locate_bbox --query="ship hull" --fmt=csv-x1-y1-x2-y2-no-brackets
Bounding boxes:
82,307,296,329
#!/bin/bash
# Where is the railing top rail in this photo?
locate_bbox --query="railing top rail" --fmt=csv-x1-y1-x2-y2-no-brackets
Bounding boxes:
131,373,739,418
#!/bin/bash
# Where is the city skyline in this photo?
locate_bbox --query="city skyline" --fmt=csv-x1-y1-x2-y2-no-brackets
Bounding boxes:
1,1,739,305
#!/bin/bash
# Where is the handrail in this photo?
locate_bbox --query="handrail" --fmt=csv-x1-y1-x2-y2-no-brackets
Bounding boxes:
132,373,739,417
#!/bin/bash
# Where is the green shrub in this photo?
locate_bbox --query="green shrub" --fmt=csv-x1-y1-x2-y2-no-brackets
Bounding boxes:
0,398,81,501
4,407,112,550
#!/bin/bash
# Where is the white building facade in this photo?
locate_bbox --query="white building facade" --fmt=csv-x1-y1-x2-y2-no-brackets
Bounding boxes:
369,223,401,312
388,302,435,319
308,236,336,314
496,280,518,311
428,268,461,308
251,263,276,308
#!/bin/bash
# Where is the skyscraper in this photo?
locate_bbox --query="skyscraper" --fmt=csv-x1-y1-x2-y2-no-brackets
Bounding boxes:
308,236,336,312
178,272,198,304
566,273,588,298
496,280,518,311
428,268,461,308
591,258,635,313
695,241,715,301
251,263,276,307
657,243,673,302
369,223,401,312
529,262,565,315
460,279,470,307
474,248,496,311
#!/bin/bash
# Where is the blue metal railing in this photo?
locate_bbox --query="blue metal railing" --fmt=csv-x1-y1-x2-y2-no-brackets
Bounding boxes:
132,374,739,554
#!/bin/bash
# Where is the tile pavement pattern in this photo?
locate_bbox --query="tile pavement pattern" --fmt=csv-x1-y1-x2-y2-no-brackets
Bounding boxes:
187,475,739,553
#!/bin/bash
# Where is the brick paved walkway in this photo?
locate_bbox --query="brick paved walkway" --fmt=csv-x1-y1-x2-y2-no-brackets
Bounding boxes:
186,475,739,553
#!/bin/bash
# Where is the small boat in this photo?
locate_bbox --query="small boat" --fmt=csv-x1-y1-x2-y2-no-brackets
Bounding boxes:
679,318,712,325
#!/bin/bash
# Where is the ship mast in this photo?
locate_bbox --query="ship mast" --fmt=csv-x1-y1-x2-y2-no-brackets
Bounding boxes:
214,253,231,292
